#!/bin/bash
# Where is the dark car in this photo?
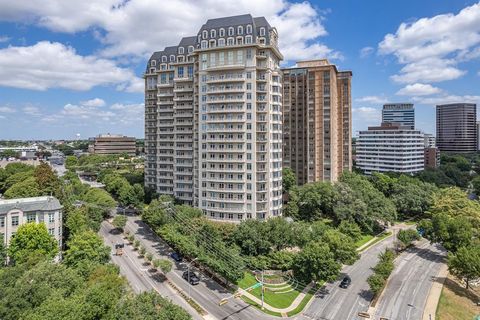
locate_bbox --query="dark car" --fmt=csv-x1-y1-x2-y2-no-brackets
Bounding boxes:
182,271,200,285
339,276,351,289
170,252,183,262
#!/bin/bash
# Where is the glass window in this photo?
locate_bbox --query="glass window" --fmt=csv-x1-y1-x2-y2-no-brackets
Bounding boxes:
188,46,194,53
227,38,234,46
210,29,216,38
178,47,184,54
178,66,184,78
228,27,234,36
219,28,225,37
48,228,55,236
187,65,193,77
218,38,225,47
227,51,233,64
246,25,252,34
170,55,175,62
237,50,243,63
237,26,243,35
27,214,36,223
0,217,4,227
260,27,266,36
202,30,208,39
48,213,55,223
11,216,19,226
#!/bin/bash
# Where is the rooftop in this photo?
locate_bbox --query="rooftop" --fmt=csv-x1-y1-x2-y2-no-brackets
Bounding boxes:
0,196,62,215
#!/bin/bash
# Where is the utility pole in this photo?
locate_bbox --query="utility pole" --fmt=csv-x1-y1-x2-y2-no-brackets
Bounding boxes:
261,270,264,310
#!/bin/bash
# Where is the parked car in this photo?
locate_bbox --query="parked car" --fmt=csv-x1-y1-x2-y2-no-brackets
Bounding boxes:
170,252,183,262
339,276,351,289
182,271,200,285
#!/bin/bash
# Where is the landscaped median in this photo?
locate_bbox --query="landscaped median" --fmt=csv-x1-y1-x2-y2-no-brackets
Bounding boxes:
235,272,317,317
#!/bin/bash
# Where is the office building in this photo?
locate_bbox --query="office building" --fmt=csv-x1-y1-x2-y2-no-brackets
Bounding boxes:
88,134,136,156
282,60,352,184
436,103,477,153
424,133,436,148
0,196,63,248
356,123,425,174
145,14,283,221
382,103,415,129
477,121,480,151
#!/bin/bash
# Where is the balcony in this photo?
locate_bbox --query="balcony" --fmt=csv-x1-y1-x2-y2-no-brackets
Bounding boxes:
206,76,245,84
174,76,194,82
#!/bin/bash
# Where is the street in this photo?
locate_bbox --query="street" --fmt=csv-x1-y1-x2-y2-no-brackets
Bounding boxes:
120,215,280,320
373,240,446,320
298,226,406,320
99,221,203,320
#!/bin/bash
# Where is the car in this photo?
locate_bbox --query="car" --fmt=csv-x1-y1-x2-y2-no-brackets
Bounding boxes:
182,271,200,285
339,276,351,288
170,252,183,262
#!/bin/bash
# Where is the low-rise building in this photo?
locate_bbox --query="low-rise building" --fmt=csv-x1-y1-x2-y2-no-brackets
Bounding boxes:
88,134,136,156
356,123,425,174
0,196,63,248
424,147,440,169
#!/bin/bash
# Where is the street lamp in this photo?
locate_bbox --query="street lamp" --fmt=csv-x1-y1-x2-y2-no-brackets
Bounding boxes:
187,257,198,300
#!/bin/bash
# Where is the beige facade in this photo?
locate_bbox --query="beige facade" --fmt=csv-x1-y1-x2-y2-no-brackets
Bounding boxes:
282,59,352,184
145,15,283,221
0,196,63,248
89,134,136,156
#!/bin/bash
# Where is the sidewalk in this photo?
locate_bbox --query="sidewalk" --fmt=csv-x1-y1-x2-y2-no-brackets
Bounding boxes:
241,282,314,315
422,263,448,320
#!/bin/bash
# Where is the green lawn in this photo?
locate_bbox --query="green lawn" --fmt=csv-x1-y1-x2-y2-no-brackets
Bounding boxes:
237,272,303,309
240,296,282,317
286,292,314,317
358,232,392,252
355,234,374,248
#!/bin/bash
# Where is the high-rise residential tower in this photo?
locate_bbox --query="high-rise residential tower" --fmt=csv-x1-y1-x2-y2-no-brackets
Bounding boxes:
282,60,352,184
436,103,477,153
145,14,283,221
382,103,415,129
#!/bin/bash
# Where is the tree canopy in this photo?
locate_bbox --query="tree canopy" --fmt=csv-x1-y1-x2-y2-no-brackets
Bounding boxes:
7,223,58,263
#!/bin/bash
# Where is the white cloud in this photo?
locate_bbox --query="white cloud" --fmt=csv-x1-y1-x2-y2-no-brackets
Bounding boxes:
412,94,480,106
0,36,10,43
0,0,338,62
81,98,106,107
359,46,374,58
379,3,480,83
22,106,41,116
41,100,143,126
355,95,390,105
0,41,140,91
0,106,16,113
396,83,442,96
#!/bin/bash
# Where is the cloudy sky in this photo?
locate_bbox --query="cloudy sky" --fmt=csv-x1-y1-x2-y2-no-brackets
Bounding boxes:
0,0,479,139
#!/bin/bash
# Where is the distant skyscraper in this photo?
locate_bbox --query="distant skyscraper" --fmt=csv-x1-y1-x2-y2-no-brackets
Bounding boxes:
436,103,477,153
144,14,283,221
356,123,424,174
382,103,415,129
282,59,352,184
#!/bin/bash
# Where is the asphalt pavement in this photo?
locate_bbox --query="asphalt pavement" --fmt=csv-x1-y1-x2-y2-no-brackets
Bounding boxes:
373,240,446,320
297,226,406,320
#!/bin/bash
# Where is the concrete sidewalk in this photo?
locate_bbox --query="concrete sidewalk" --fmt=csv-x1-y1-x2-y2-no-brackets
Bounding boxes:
240,282,314,315
422,263,448,320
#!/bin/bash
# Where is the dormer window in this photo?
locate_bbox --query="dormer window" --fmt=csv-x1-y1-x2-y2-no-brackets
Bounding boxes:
210,29,216,38
178,47,184,54
246,24,252,34
237,26,243,35
202,30,208,39
170,55,175,62
245,35,252,44
162,56,167,62
188,46,194,53
227,37,234,46
218,38,225,47
150,60,156,66
219,28,225,37
228,27,234,36
201,40,208,49
259,27,266,36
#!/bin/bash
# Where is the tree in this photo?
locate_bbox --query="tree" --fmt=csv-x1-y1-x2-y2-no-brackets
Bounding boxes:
152,259,161,271
292,241,341,283
0,234,6,266
428,187,480,227
65,207,90,236
367,273,385,295
34,162,60,196
142,199,170,229
472,175,480,197
286,181,337,221
8,223,58,263
321,229,359,265
282,167,296,193
112,215,127,231
423,213,473,252
337,220,362,242
145,253,153,263
4,177,41,199
65,156,78,169
63,230,110,275
397,229,420,248
106,291,191,320
158,259,173,274
233,219,271,256
139,246,146,257
448,245,480,289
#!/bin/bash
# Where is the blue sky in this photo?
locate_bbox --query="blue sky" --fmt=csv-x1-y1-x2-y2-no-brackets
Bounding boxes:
0,0,479,139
